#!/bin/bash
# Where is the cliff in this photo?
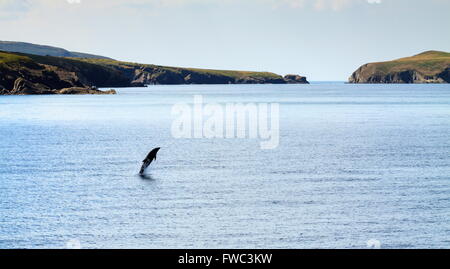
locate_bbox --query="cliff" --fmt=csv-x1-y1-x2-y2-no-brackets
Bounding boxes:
0,50,308,95
0,51,120,95
74,58,309,86
349,51,450,84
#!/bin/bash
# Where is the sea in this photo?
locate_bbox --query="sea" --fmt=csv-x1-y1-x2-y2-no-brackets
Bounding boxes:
0,83,449,249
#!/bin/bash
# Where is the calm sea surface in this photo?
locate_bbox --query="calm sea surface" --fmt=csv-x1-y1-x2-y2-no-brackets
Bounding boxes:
0,83,449,249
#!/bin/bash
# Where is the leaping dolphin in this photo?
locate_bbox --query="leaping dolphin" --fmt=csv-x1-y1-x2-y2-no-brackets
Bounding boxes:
139,147,160,175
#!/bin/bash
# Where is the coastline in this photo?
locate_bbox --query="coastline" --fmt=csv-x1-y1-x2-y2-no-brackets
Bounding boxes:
0,50,309,96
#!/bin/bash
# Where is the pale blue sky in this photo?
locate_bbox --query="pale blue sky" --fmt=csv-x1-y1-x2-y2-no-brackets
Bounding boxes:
1,0,449,80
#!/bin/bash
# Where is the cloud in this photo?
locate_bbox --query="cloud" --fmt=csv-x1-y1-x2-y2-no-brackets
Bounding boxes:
283,0,383,10
0,0,386,21
0,0,32,20
0,0,385,15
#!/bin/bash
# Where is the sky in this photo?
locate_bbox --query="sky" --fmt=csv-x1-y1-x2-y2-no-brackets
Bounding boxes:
1,0,449,81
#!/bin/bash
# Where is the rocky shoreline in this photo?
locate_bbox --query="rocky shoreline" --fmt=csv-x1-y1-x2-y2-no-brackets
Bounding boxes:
0,78,116,95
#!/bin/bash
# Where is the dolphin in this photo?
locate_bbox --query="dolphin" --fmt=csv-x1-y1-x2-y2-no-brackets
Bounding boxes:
139,147,160,175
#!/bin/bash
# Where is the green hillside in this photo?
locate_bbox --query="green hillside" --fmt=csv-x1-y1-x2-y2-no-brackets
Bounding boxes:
374,51,450,75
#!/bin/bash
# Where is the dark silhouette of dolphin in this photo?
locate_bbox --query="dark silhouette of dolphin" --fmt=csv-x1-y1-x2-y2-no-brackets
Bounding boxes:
139,147,160,175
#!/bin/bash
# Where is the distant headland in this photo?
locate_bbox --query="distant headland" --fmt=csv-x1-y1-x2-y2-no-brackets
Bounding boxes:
0,40,114,60
349,51,450,84
0,41,308,95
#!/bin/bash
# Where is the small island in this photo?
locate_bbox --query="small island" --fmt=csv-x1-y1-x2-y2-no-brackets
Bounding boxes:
0,41,309,95
349,51,450,84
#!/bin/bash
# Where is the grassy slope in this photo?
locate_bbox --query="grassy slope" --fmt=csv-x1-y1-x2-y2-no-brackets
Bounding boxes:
0,51,32,65
0,51,106,71
368,51,450,76
74,58,283,80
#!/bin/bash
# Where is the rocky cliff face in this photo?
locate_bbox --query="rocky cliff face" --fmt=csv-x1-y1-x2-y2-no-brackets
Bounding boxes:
128,66,308,85
130,67,236,85
283,74,309,84
349,65,450,84
0,77,116,95
349,51,450,84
